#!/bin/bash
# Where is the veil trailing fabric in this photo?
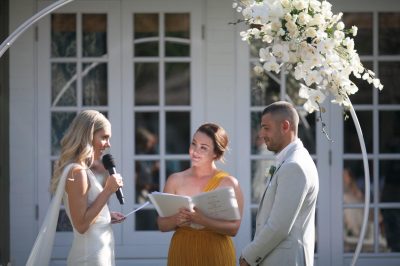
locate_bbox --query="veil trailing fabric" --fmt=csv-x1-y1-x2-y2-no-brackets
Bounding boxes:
26,163,77,266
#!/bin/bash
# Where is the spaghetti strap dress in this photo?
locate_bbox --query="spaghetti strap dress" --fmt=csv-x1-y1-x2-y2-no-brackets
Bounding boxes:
167,171,236,266
63,166,115,266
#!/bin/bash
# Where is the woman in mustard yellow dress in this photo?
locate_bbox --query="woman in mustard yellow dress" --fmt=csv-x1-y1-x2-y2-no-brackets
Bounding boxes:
157,123,244,266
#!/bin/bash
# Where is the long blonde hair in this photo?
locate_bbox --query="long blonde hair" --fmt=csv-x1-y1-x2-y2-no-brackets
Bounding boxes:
50,110,111,194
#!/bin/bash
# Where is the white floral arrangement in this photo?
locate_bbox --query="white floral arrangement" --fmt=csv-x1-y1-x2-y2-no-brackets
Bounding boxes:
232,0,383,113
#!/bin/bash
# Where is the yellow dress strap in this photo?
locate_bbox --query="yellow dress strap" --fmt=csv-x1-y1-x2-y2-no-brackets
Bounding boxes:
203,170,229,192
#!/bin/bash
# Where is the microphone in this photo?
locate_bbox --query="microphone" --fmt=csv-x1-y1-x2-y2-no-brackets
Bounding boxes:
102,154,125,204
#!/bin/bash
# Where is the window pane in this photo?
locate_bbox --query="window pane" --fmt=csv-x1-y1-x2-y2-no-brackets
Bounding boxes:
343,160,373,204
82,63,108,106
379,176,398,253
165,62,190,105
135,160,159,204
380,208,400,252
251,159,274,204
344,111,373,153
379,111,400,153
134,63,159,105
165,13,190,57
298,111,316,154
379,160,400,203
135,209,158,231
378,62,400,105
250,63,280,106
56,209,72,232
251,111,261,155
379,13,400,55
134,13,159,57
51,63,77,106
342,13,373,56
343,208,374,253
166,160,190,178
286,71,306,107
51,14,76,57
82,14,107,57
249,38,264,59
51,112,76,156
135,112,159,154
166,112,190,154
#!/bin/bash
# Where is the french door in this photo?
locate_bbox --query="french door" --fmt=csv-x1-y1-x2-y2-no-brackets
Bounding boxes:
37,0,203,263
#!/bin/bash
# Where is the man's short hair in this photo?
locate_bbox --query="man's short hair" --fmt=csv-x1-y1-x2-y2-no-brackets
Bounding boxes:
262,101,299,134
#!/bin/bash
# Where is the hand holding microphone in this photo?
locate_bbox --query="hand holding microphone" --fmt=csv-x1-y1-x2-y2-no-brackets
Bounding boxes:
102,154,125,204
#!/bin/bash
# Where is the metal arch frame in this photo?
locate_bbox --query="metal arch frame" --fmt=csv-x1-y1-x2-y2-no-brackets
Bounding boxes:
0,0,75,58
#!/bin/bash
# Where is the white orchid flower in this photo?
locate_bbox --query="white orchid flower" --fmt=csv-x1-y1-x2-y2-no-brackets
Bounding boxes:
305,27,318,38
262,55,281,73
309,0,322,11
352,26,358,36
233,0,384,114
293,0,307,11
336,21,345,30
294,64,306,80
281,0,291,9
304,70,323,86
300,84,327,113
253,65,264,75
298,12,311,26
272,43,290,61
242,7,253,18
259,47,272,62
252,2,270,24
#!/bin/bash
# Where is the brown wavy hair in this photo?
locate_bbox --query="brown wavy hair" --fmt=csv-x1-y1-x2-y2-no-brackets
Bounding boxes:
196,123,229,162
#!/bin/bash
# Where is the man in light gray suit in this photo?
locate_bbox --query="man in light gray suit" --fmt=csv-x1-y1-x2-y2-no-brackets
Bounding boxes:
240,101,319,266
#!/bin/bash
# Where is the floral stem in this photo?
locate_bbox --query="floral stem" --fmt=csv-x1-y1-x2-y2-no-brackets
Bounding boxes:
316,101,333,142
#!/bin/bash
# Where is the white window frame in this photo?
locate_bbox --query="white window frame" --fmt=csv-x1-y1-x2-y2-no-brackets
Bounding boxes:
119,0,204,255
37,0,125,260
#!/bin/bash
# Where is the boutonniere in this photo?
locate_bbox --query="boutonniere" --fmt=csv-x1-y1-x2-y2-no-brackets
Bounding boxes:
269,165,277,177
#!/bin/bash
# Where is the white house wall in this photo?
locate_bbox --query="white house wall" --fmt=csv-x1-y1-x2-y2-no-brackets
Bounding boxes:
9,0,38,265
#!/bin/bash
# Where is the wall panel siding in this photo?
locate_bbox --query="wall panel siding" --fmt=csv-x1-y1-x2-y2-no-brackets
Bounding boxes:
9,0,37,265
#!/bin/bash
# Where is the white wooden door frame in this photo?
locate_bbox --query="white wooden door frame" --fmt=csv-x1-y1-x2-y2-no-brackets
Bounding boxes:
119,0,204,256
37,0,124,259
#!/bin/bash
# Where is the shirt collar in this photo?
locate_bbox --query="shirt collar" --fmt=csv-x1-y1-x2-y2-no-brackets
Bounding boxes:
275,138,301,166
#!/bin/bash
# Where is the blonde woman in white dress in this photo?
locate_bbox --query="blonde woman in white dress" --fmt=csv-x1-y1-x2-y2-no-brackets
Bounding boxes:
28,110,125,266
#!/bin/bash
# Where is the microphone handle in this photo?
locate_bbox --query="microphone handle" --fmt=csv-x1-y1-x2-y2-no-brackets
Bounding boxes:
107,167,125,205
115,188,125,205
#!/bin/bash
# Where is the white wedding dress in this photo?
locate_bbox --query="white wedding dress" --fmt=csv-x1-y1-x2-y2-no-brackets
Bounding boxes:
26,163,115,266
63,166,115,266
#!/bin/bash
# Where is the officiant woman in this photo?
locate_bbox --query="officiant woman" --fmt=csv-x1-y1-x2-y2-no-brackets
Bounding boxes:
157,123,244,266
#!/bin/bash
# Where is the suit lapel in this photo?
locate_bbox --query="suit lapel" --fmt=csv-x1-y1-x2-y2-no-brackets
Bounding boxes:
255,140,304,222
256,162,284,216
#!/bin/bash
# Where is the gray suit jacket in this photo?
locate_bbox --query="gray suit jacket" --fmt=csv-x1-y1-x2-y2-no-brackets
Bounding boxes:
242,140,319,266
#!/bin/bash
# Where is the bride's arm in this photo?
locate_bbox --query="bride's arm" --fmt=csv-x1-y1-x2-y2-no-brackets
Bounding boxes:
65,166,121,234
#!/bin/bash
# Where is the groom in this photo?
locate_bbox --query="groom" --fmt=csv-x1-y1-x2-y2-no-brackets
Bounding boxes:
240,101,319,266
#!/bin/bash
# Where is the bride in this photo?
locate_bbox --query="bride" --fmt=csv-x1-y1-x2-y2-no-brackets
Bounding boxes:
27,110,125,265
